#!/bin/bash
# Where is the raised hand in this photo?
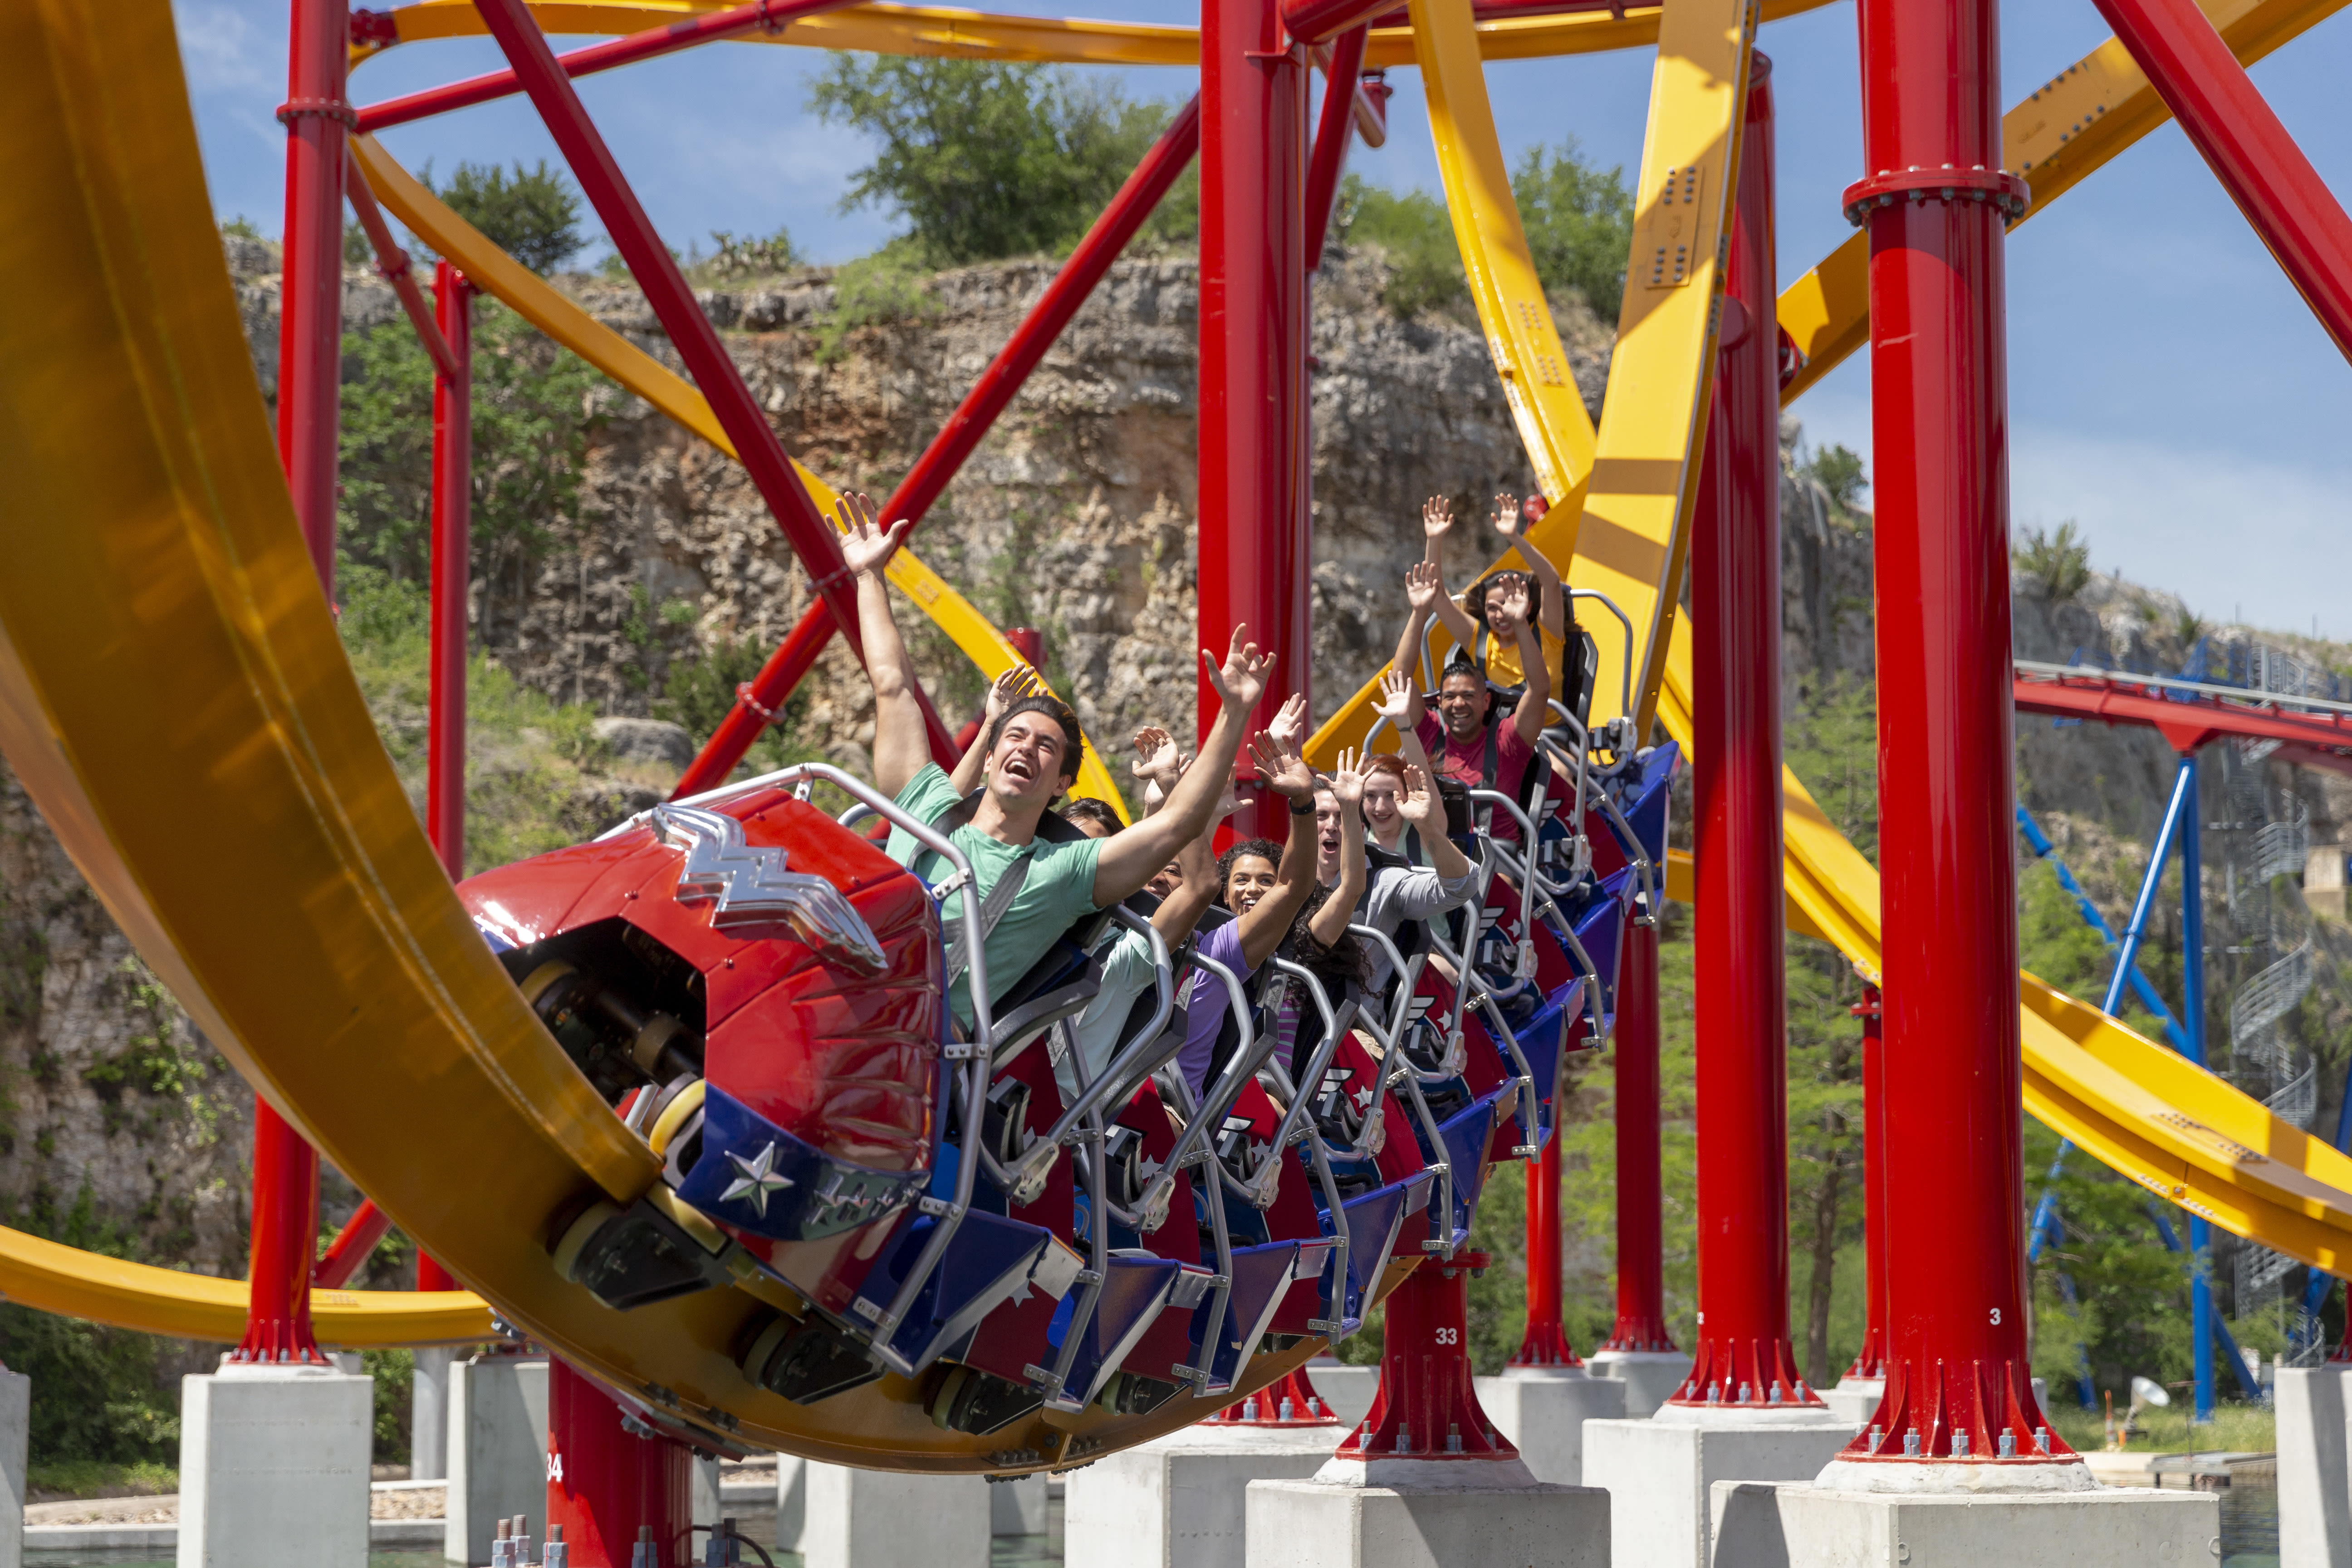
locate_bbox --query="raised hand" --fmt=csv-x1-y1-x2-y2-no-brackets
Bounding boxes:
986,665,1046,724
1395,762,1438,824
1203,624,1274,718
1374,667,1416,724
1421,495,1455,543
836,491,911,578
1492,490,1524,539
1405,560,1444,615
1267,692,1309,751
1130,725,1182,786
1328,746,1367,808
1249,730,1316,802
1492,574,1533,632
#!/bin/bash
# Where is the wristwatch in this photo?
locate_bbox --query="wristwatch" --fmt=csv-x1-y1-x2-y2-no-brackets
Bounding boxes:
1290,798,1316,816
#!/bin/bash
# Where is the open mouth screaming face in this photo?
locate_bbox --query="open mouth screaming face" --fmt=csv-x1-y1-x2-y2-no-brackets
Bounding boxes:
1225,855,1279,916
1313,790,1345,874
1436,675,1486,740
989,712,1071,803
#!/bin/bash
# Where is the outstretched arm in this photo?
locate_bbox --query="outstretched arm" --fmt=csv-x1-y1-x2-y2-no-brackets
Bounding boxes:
1373,666,1426,755
1234,732,1321,969
1389,564,1450,731
838,492,926,797
1391,756,1472,882
1493,491,1565,646
1143,736,1225,947
951,666,1048,796
1496,578,1553,748
1305,751,1369,950
1090,627,1276,906
1416,498,1481,657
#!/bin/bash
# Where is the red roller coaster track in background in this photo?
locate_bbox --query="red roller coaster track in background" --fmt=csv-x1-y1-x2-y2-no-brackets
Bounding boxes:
2014,662,2352,762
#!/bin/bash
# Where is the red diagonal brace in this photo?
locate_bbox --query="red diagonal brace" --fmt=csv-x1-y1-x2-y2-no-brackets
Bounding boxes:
358,0,863,133
346,154,461,381
1304,29,1370,272
2089,0,2352,361
470,0,870,664
312,1198,396,1289
672,93,1205,798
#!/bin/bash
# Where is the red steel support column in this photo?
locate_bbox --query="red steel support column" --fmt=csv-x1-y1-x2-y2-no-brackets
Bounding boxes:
1671,54,1819,1414
672,95,1203,798
1303,29,1369,272
1833,0,2072,1476
1843,984,1889,1381
546,1359,691,1568
429,262,472,880
2087,0,2352,361
1334,1252,1518,1466
1200,0,1310,835
1509,1131,1579,1367
238,0,347,1364
1597,915,1675,1352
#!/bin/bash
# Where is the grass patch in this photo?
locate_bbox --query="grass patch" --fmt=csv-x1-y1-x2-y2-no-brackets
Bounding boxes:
27,1458,176,1502
2045,1398,2276,1455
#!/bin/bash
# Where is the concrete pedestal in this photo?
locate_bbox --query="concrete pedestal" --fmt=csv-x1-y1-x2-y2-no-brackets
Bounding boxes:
0,1368,26,1568
1823,1377,1882,1428
800,1461,990,1568
1245,1457,1608,1568
1711,1479,2218,1567
691,1453,721,1532
1303,1360,1378,1430
775,1454,807,1553
445,1356,549,1566
2281,1364,2352,1567
1582,1409,1852,1568
1587,1348,1692,1419
990,1472,1048,1535
411,1347,454,1481
1471,1367,1625,1485
178,1362,372,1568
1066,1425,1339,1568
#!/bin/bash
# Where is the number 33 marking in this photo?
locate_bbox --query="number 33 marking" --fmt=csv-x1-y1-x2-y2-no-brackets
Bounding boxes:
1435,1327,1459,1345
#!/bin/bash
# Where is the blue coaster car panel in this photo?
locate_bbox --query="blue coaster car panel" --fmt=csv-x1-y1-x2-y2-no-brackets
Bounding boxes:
853,1201,1061,1377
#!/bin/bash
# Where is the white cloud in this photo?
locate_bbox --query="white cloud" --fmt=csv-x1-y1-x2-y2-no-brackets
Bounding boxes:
172,0,274,97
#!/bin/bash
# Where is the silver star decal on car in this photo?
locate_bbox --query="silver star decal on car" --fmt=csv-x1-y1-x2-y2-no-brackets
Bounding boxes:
720,1142,794,1217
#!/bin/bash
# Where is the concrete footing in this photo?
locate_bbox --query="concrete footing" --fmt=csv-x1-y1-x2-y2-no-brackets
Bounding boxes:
2280,1364,2352,1567
799,1461,990,1568
990,1472,1048,1536
1245,1458,1608,1568
1586,1349,1692,1419
410,1347,453,1482
1710,1478,2219,1567
445,1355,549,1567
178,1362,372,1568
1470,1367,1625,1485
0,1367,24,1568
1302,1361,1378,1430
1822,1377,1882,1428
1066,1425,1339,1568
775,1454,807,1553
1583,1411,1852,1568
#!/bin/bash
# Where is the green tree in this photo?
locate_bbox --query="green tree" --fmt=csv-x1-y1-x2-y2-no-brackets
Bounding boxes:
1331,175,1466,318
1803,443,1868,511
2014,520,2093,603
1510,139,1635,319
336,301,599,622
431,160,586,274
811,58,1182,265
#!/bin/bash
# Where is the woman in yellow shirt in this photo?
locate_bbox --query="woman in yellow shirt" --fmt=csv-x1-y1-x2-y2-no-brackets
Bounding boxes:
1417,491,1593,720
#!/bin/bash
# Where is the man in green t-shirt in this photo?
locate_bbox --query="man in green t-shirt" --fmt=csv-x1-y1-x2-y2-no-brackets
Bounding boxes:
839,492,1274,1030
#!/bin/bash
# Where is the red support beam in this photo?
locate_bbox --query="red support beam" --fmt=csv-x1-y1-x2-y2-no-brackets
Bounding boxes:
355,0,863,133
1597,915,1674,1355
238,0,347,1367
1334,1251,1519,1465
1843,984,1888,1382
1283,0,1394,46
429,263,474,879
2013,671,2352,757
1304,30,1370,273
346,158,460,382
1200,0,1310,836
1670,52,1819,1415
1509,1129,1580,1367
470,0,871,671
672,94,1204,798
1834,0,2070,1475
2087,0,2352,362
312,1199,395,1290
545,1359,691,1567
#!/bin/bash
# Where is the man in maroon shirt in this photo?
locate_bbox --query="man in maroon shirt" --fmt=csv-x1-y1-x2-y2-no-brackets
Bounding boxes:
1389,561,1552,841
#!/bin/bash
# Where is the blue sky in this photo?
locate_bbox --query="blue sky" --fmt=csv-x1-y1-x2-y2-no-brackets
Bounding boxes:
174,0,2352,640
